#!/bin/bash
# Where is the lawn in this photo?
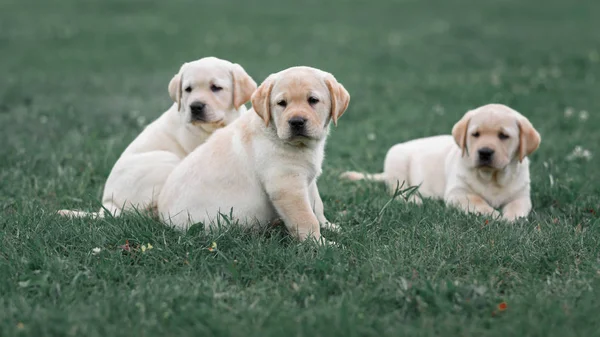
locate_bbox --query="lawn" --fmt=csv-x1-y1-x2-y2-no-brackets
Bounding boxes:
1,0,600,335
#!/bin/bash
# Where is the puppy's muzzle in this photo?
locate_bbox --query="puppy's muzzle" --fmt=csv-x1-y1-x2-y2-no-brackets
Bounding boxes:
288,116,307,137
477,147,495,165
190,101,207,122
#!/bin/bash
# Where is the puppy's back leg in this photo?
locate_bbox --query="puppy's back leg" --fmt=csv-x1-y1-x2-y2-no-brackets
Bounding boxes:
339,171,386,182
57,200,122,219
99,202,121,217
57,209,101,219
382,146,417,200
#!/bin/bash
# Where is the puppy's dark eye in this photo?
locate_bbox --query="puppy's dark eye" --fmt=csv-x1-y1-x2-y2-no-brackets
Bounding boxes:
308,96,319,105
210,84,222,92
498,132,509,140
277,100,287,108
472,132,480,138
185,86,192,93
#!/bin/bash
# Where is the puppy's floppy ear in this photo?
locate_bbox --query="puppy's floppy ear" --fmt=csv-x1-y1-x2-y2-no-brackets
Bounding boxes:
251,75,275,126
323,74,350,126
231,63,257,109
452,111,473,157
168,73,182,111
517,116,541,162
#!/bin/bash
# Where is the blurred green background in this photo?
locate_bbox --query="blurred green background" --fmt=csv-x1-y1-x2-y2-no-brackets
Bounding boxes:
1,0,599,336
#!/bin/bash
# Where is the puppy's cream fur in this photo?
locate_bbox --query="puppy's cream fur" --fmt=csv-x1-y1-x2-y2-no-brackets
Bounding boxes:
341,104,541,221
59,57,256,218
158,66,350,241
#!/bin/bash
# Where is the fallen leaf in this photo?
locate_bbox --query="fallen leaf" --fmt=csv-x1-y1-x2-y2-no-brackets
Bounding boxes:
498,302,508,311
119,240,130,252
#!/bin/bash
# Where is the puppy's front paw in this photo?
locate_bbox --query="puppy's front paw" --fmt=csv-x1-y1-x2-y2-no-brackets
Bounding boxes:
321,221,341,232
502,210,528,222
471,204,498,217
326,240,339,247
406,194,423,205
490,209,502,219
317,237,338,247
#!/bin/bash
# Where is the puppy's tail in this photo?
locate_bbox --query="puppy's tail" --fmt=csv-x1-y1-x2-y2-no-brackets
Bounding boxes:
57,209,103,219
340,171,386,182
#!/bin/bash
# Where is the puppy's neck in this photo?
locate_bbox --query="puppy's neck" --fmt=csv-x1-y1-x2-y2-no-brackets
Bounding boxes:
165,104,211,154
475,159,522,187
283,137,325,151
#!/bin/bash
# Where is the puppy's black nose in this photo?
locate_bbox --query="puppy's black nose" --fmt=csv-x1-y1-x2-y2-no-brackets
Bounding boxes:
288,116,306,130
478,147,495,161
190,102,206,112
190,101,206,119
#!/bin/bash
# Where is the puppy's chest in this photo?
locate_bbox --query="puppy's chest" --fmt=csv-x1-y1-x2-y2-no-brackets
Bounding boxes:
468,176,523,208
263,146,323,179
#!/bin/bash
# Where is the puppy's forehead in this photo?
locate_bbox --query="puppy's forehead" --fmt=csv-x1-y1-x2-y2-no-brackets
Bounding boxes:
469,106,519,130
181,58,233,81
272,69,326,98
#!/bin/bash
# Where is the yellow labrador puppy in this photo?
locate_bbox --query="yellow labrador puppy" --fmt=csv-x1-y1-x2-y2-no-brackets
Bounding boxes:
59,57,256,218
341,104,541,221
158,66,350,241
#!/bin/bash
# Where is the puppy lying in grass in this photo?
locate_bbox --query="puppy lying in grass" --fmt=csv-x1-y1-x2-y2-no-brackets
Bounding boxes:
158,66,350,242
341,104,541,221
59,57,256,218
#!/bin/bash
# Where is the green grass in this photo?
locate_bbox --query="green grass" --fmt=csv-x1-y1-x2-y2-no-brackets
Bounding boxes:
1,0,600,335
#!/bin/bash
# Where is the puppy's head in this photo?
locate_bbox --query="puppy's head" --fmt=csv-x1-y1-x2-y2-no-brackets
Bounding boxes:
452,104,541,169
251,67,350,144
168,57,257,132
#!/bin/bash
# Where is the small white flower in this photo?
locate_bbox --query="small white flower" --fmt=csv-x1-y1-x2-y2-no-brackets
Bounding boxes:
367,133,376,141
579,110,589,121
91,247,102,255
490,72,501,87
564,107,574,118
566,146,592,161
136,116,147,127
